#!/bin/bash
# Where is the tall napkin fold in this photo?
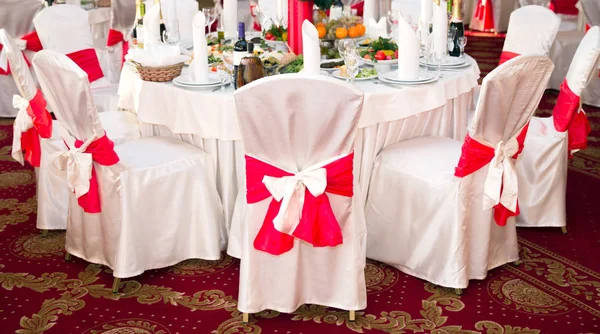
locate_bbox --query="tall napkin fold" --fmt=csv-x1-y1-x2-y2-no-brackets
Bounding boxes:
189,11,209,83
420,0,433,25
432,1,448,56
363,0,377,33
369,17,388,40
144,4,162,46
302,20,320,75
396,15,420,80
223,0,238,38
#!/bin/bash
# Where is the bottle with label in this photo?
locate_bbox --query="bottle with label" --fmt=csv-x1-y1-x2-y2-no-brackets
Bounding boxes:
155,0,167,42
233,22,248,89
449,0,464,57
132,0,146,49
330,0,343,20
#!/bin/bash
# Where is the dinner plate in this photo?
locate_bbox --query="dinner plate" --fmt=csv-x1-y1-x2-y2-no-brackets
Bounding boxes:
173,80,223,90
378,73,438,86
362,58,397,66
381,70,435,83
332,70,377,81
173,73,221,86
420,56,470,68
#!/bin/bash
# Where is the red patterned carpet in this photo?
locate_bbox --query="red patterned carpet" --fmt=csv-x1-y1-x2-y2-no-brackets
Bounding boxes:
1,35,600,333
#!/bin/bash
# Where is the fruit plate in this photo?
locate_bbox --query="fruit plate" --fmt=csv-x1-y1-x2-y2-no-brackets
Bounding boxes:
332,70,377,81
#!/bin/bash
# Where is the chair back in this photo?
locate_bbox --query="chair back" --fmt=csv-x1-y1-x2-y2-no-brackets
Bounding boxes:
111,0,137,35
580,0,600,26
0,29,37,100
0,0,44,38
565,26,600,95
33,49,104,142
233,74,363,172
471,55,554,145
503,5,560,57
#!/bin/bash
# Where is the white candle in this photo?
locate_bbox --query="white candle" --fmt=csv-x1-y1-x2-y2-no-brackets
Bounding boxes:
432,1,447,56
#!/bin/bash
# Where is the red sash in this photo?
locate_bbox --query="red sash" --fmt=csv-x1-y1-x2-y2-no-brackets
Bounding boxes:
66,48,104,83
498,51,519,65
106,29,129,67
454,124,529,226
19,89,53,167
67,134,119,213
246,153,354,256
0,31,43,75
552,80,591,155
474,0,495,31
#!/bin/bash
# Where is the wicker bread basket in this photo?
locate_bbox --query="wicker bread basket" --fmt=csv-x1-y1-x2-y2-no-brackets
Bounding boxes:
131,60,184,82
97,0,111,7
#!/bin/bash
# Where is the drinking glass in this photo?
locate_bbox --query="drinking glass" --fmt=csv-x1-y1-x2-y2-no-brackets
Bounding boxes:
344,51,360,84
458,36,468,59
221,49,234,84
434,50,445,78
217,64,229,90
338,39,356,61
203,8,216,36
162,22,180,45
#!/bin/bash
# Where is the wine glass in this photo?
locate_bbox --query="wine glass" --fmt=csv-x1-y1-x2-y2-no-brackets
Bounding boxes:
221,49,234,85
203,8,216,36
163,21,180,45
338,39,356,61
434,49,445,78
345,52,360,85
458,36,468,59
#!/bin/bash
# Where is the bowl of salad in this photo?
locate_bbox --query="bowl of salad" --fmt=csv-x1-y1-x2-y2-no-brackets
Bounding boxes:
360,37,399,65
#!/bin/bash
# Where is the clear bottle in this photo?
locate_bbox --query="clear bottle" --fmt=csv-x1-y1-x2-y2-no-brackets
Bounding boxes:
449,0,464,57
233,22,248,89
132,0,146,49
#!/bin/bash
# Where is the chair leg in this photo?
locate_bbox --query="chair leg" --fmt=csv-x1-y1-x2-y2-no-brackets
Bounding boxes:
242,313,249,323
41,229,49,238
112,277,121,294
349,310,356,321
454,288,463,296
561,226,568,234
64,252,72,261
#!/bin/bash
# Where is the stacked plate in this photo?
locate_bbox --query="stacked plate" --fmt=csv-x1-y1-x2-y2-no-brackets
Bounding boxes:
173,73,224,90
419,56,471,69
379,70,438,85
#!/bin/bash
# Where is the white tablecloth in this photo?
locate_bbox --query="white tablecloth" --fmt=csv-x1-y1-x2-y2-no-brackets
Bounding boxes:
119,59,480,225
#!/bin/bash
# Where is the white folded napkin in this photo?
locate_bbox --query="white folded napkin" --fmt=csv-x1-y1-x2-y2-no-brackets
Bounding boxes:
432,1,448,56
302,20,320,75
162,0,198,47
144,4,162,46
369,17,388,40
396,15,420,80
420,0,433,25
189,11,210,83
363,0,377,34
223,0,238,37
126,44,189,67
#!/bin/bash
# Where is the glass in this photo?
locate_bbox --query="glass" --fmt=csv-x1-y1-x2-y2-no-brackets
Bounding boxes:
337,39,356,60
162,23,180,45
203,8,217,36
458,36,467,59
221,49,234,86
434,49,445,78
447,26,457,55
345,52,360,85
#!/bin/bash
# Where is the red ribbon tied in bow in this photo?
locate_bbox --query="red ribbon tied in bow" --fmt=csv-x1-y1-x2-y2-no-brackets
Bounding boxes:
246,153,354,256
0,31,43,75
11,89,53,167
54,132,119,213
106,29,129,67
66,48,105,83
455,123,529,226
552,80,591,156
498,51,520,66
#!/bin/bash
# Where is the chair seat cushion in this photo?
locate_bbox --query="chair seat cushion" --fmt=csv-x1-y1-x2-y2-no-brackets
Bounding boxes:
115,137,210,171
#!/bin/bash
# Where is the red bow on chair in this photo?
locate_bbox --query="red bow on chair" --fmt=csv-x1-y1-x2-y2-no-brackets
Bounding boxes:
553,80,592,156
107,29,129,67
245,153,354,255
66,48,105,83
0,31,43,75
11,89,53,167
455,124,530,226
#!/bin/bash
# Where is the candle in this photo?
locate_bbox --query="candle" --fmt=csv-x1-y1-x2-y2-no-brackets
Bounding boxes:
432,1,447,56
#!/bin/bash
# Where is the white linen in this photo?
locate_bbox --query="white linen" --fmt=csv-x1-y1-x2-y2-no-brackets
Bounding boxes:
517,27,600,228
161,0,198,47
432,1,447,56
233,74,366,314
301,20,320,75
223,0,238,38
190,11,210,83
103,0,136,83
33,49,226,278
369,17,388,39
144,4,161,46
365,55,554,289
581,0,600,26
420,0,432,24
396,15,420,80
502,5,560,57
363,0,378,32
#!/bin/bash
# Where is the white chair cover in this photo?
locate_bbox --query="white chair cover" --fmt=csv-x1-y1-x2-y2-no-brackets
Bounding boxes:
502,5,561,57
518,27,600,228
161,0,198,48
0,0,44,117
581,0,600,26
365,55,554,289
33,4,118,112
103,0,136,83
229,74,367,313
33,49,226,278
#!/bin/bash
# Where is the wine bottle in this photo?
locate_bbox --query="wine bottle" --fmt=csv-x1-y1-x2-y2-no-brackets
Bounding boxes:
233,22,248,89
449,0,464,57
132,0,146,49
156,0,167,42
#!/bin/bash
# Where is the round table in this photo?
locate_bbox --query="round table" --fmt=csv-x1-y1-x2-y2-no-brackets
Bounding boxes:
118,59,480,227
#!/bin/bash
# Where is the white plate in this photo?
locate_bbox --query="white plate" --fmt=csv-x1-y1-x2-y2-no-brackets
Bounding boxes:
381,70,435,83
332,70,377,81
173,80,223,90
420,56,469,68
362,58,397,66
378,73,438,86
173,73,221,86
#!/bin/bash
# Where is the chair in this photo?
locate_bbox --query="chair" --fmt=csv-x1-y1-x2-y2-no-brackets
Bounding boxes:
517,27,600,231
33,4,119,112
104,0,136,83
230,74,366,320
33,49,226,290
0,0,44,117
365,55,554,291
470,0,514,33
1,29,140,232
